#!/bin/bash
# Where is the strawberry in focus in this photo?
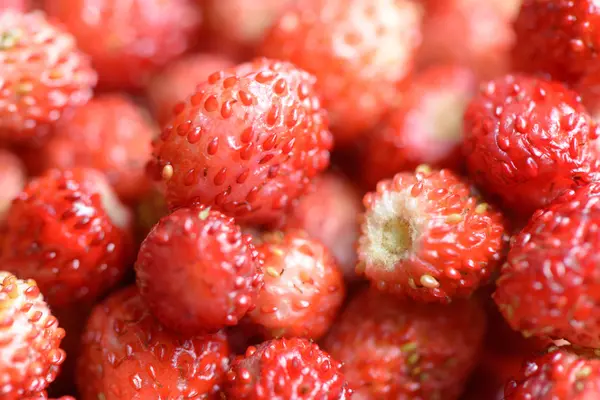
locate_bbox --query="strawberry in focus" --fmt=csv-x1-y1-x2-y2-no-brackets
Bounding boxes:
225,337,350,399
135,205,264,335
0,10,97,143
148,58,332,225
76,286,231,400
361,65,477,189
39,94,155,203
246,230,345,340
260,0,422,146
322,289,486,400
0,272,65,398
1,168,134,307
463,74,599,216
44,0,202,90
358,166,506,303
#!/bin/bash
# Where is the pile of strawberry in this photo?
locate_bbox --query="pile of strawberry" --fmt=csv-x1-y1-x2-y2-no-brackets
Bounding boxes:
3,0,600,399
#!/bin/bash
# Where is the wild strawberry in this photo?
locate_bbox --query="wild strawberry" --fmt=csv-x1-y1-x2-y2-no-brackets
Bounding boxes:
512,0,600,84
463,74,599,216
1,168,134,307
417,0,520,80
0,149,26,223
358,166,506,303
322,289,486,400
135,205,264,335
246,230,345,340
0,10,97,142
147,58,332,225
146,53,235,126
494,182,600,348
281,172,361,280
44,0,202,90
201,0,294,59
361,65,477,189
260,0,422,146
0,272,66,398
39,94,155,203
225,337,350,399
77,286,231,400
505,346,600,399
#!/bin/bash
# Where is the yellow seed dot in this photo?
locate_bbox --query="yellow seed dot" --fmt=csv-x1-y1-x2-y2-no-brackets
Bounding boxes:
408,278,417,289
576,366,592,379
198,208,210,220
475,203,488,214
266,267,280,278
161,165,173,180
446,214,462,224
415,164,432,175
420,274,440,289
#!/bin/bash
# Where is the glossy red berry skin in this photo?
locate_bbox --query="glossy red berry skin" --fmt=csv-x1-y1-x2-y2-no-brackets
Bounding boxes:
40,94,155,203
44,0,202,90
281,172,362,280
135,205,264,335
505,346,600,400
0,10,97,142
512,0,600,84
247,230,345,340
323,289,486,400
0,272,66,399
148,58,332,225
463,74,598,216
225,337,350,400
77,286,231,400
0,149,25,223
261,0,422,146
146,54,235,126
494,183,600,348
1,168,134,307
358,167,507,303
361,65,477,188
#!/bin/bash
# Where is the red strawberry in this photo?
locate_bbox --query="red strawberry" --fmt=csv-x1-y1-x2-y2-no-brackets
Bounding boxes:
281,172,362,280
512,0,600,84
44,0,202,90
246,230,345,340
146,53,235,126
0,149,26,223
39,94,155,203
417,0,520,81
1,168,134,307
361,65,477,189
505,346,600,399
575,62,600,121
358,166,507,303
135,205,264,335
494,182,600,348
260,0,422,146
225,337,350,399
0,10,97,143
77,286,231,400
1,0,25,10
0,272,66,398
147,58,332,225
463,74,599,216
322,289,486,400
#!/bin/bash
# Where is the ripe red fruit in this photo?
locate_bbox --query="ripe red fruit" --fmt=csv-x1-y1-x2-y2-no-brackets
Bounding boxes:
225,337,350,399
147,54,235,126
135,205,264,335
44,0,202,89
77,286,231,400
575,62,600,121
512,0,600,84
505,346,600,399
0,272,66,398
463,74,599,216
260,0,422,146
322,289,486,400
0,10,97,142
0,149,26,223
358,166,506,302
281,172,361,280
1,168,134,307
247,230,345,340
148,58,332,225
361,65,477,188
494,182,600,348
1,0,26,10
